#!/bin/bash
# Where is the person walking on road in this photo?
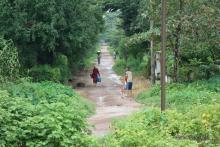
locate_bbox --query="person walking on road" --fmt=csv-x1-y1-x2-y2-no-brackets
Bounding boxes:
97,51,101,65
90,66,101,86
120,75,128,98
113,50,117,60
113,50,119,60
125,67,133,97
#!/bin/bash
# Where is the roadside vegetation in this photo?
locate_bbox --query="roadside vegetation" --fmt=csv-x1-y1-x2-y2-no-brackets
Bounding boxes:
0,80,96,146
103,104,220,146
137,76,220,112
0,35,97,146
102,77,220,146
0,0,101,145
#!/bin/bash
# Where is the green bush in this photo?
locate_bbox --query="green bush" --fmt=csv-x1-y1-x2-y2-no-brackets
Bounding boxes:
29,65,61,82
80,44,100,69
113,59,127,75
0,81,96,146
113,55,149,76
178,64,220,82
126,56,145,75
107,77,220,146
137,79,220,112
103,109,196,146
103,104,220,146
2,80,94,112
0,37,20,82
53,53,70,83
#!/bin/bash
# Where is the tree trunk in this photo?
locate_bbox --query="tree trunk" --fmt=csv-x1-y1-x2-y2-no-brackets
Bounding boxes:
150,20,156,85
173,0,183,82
173,30,180,82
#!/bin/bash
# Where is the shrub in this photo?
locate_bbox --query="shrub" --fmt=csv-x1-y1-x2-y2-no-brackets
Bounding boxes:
29,65,61,82
113,55,149,76
126,56,145,75
103,104,220,146
208,75,220,86
0,81,96,146
103,108,199,147
0,37,20,81
2,81,94,113
178,105,220,144
113,59,127,75
178,64,220,82
137,79,220,112
53,53,70,83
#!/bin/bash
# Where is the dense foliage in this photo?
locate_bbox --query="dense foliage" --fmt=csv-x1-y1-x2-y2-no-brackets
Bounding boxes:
102,0,220,81
103,76,220,146
103,105,220,146
102,11,149,76
0,80,96,146
0,0,104,82
0,37,20,82
137,76,220,112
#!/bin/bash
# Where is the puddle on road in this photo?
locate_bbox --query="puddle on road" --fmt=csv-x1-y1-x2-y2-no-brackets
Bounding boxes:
96,105,136,115
97,96,106,106
108,74,121,85
107,67,121,85
98,54,122,85
89,104,140,137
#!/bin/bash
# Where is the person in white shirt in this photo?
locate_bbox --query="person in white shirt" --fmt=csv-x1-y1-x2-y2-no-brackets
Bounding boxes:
125,67,133,97
97,51,101,64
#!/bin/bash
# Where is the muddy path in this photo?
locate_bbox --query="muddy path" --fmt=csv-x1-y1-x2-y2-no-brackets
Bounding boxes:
74,45,142,137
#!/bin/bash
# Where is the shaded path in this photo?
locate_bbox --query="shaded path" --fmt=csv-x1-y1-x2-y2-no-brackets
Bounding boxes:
75,45,141,137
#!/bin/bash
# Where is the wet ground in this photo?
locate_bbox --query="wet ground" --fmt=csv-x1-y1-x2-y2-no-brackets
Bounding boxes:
74,45,142,137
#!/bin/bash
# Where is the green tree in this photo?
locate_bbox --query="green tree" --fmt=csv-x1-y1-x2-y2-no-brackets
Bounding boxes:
102,0,220,80
0,0,104,81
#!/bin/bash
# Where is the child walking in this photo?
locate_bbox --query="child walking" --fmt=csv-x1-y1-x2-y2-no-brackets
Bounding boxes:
120,76,128,98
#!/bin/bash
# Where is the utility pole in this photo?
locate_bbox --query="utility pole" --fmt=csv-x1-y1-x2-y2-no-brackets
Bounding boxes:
160,0,167,111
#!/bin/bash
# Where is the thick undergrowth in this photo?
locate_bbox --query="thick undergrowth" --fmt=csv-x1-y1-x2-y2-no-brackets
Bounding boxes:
0,80,96,146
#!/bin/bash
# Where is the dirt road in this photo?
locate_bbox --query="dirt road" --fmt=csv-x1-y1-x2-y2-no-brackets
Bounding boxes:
75,45,141,137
